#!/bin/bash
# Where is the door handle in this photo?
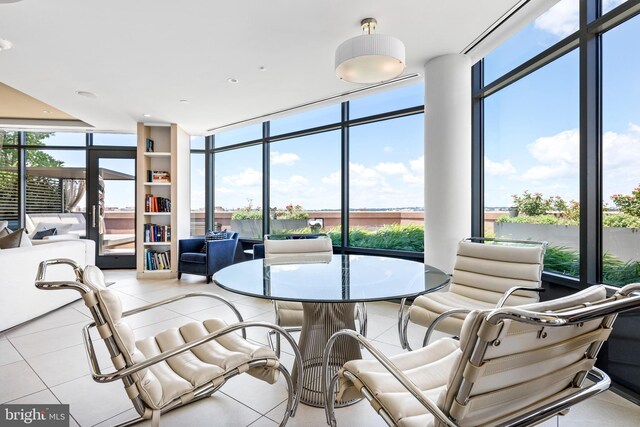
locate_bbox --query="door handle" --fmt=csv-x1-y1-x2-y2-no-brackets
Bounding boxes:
92,205,96,228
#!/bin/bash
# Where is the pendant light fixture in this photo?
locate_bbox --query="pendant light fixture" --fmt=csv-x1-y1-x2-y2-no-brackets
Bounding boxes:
335,18,405,84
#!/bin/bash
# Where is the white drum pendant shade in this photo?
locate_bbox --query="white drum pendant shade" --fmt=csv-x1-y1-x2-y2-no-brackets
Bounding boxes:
335,33,405,84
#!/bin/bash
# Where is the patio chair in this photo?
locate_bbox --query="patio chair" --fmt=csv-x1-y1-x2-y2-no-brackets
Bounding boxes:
178,231,239,283
35,259,302,427
398,237,547,350
254,234,367,357
324,283,640,427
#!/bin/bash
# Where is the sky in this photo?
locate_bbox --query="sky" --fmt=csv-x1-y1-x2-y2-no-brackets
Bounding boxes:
30,0,638,215
483,0,639,208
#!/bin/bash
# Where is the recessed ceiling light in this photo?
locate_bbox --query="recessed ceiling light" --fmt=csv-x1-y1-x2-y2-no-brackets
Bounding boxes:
259,66,266,71
227,78,239,84
179,99,189,104
42,110,51,114
76,90,97,99
142,114,151,118
0,39,12,52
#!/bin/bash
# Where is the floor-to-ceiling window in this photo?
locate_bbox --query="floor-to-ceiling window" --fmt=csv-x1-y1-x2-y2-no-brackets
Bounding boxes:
475,0,640,285
0,130,136,239
215,144,263,239
474,0,640,399
484,50,580,277
199,82,425,257
602,13,640,286
0,131,19,229
349,114,424,251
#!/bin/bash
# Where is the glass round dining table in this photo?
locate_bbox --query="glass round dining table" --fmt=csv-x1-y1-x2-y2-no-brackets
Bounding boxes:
213,254,449,407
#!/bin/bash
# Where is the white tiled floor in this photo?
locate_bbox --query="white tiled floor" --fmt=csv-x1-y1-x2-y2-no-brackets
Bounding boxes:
1,270,639,426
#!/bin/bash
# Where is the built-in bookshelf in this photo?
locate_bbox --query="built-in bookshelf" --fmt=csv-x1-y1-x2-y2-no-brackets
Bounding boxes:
136,123,190,279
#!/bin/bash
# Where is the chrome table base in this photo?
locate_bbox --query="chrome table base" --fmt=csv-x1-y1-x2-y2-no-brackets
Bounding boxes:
292,302,362,407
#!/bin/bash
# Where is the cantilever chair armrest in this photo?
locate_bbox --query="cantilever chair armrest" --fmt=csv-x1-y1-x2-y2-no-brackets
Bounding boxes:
421,287,546,347
82,320,303,388
496,286,546,308
322,329,456,427
398,277,451,349
423,308,473,347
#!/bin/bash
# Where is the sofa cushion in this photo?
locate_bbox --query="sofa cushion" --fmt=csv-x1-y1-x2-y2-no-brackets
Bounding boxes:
33,228,58,240
0,228,25,249
181,253,206,264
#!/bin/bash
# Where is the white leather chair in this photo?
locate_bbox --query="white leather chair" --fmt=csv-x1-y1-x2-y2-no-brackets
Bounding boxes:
399,237,546,350
35,259,302,427
324,283,640,427
261,234,367,356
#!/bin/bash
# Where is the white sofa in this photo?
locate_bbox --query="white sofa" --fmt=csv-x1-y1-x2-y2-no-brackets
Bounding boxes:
0,239,95,331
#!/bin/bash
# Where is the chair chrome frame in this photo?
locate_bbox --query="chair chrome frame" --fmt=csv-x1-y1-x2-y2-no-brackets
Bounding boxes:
398,237,547,350
35,258,303,427
326,282,640,427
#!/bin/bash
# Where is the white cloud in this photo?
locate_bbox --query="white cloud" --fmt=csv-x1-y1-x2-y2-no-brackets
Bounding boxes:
383,146,394,153
484,156,517,176
521,129,578,181
288,175,309,186
409,156,424,173
350,162,386,188
271,151,300,166
222,167,262,186
402,173,422,185
534,0,579,38
322,170,340,185
518,124,640,191
602,123,640,197
375,162,408,175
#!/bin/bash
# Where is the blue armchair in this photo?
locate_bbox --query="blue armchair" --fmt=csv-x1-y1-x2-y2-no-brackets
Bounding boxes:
178,232,239,283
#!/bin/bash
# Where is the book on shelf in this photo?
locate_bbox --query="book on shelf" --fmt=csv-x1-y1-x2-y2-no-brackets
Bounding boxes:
153,171,170,182
144,223,171,242
145,248,170,271
145,138,155,152
144,194,171,212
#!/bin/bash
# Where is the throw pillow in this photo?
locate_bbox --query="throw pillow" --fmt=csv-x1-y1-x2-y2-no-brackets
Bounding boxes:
0,220,8,232
0,227,9,238
205,230,227,241
33,228,58,240
29,222,72,238
0,228,25,249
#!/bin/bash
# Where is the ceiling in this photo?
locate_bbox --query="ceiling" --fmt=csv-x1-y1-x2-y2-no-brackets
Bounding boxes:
0,0,553,135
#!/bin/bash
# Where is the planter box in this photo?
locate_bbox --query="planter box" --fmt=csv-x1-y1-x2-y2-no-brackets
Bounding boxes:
231,219,308,239
231,220,262,239
495,222,640,262
270,219,308,233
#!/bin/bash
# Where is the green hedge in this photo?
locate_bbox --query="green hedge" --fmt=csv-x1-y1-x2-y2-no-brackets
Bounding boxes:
279,224,424,252
496,213,640,228
543,245,640,286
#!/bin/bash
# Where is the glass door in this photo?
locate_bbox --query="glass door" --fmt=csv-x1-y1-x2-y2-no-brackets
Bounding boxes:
87,149,136,268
